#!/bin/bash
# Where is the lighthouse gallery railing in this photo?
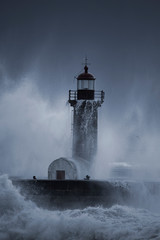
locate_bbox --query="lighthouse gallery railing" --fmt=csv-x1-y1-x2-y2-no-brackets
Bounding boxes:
69,90,105,104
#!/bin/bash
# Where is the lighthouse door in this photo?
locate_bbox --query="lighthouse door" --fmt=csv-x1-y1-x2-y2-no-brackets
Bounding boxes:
56,170,65,180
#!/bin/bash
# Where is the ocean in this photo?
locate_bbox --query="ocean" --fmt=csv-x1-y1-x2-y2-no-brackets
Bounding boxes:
1,174,160,240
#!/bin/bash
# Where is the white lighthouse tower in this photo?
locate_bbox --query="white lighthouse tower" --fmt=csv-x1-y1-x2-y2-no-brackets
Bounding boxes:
69,60,104,168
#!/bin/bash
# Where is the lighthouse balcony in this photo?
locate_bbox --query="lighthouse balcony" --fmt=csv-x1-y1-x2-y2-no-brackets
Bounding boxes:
69,90,104,106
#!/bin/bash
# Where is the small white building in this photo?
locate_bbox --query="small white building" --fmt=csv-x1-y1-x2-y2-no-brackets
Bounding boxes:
48,157,90,180
48,158,77,180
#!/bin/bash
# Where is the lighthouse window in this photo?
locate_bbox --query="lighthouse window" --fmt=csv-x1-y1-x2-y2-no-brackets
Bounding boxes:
77,80,80,89
77,79,95,90
77,80,82,89
82,80,88,89
88,80,94,90
77,80,88,89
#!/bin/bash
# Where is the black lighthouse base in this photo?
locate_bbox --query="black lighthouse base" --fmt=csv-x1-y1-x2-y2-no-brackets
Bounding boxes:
12,179,130,209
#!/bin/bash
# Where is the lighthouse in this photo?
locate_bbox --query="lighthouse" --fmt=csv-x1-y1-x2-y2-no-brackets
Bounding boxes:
48,60,104,180
69,60,104,167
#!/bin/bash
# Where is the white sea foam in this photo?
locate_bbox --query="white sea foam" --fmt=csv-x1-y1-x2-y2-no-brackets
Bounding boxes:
1,174,160,240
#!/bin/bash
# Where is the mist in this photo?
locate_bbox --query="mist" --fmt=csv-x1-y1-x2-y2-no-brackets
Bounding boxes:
1,73,160,179
95,106,160,180
95,75,160,179
0,0,160,179
0,79,71,177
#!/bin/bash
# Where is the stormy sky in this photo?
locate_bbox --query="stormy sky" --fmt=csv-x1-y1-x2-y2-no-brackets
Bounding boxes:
0,0,160,178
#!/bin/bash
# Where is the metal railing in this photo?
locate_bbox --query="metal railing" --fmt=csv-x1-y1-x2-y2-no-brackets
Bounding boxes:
69,90,77,101
69,90,105,104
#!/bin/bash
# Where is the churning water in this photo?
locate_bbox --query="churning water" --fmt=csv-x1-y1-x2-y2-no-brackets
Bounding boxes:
1,174,160,240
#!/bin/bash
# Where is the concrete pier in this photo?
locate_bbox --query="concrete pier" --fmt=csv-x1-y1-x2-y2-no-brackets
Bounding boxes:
12,179,129,209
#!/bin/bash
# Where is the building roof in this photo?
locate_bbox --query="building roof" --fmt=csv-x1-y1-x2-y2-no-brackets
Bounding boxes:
77,65,95,80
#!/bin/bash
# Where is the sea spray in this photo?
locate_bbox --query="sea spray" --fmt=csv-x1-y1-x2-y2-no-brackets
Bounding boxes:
1,175,160,240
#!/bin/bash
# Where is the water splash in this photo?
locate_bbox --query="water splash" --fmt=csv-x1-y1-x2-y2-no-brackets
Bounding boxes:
1,175,160,240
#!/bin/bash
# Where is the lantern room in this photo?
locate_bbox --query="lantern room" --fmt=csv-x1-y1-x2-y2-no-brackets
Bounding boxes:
77,65,95,100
